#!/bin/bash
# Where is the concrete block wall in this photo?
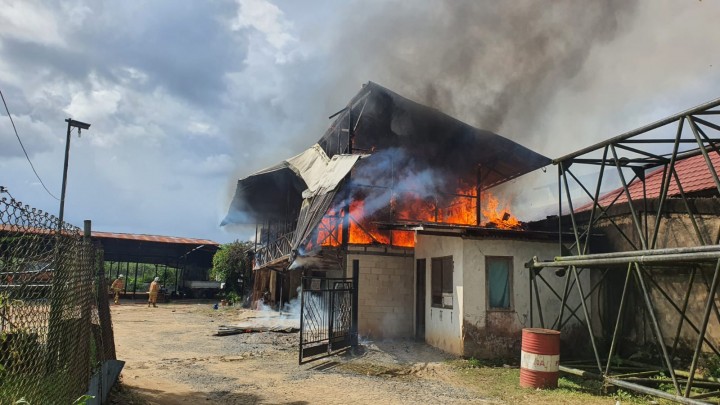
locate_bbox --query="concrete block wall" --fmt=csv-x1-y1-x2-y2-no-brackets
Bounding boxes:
597,213,720,351
346,247,414,339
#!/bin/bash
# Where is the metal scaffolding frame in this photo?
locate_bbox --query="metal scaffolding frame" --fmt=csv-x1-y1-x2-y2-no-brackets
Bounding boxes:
527,97,720,404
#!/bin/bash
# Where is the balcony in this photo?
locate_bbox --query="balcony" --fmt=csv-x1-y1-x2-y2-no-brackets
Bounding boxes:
254,230,295,269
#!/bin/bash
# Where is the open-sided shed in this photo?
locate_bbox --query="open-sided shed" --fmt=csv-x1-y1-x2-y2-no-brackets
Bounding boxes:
92,231,219,299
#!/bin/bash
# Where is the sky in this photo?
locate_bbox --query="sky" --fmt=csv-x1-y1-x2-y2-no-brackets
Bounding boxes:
0,0,718,244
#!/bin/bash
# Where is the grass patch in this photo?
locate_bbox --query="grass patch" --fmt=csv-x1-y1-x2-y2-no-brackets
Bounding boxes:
0,370,84,404
448,358,656,404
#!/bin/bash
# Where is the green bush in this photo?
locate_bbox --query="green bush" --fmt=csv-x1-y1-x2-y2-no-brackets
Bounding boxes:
211,241,253,296
705,355,720,379
222,291,241,305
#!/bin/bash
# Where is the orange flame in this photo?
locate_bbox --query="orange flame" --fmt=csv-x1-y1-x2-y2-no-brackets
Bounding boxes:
481,193,521,230
317,186,521,248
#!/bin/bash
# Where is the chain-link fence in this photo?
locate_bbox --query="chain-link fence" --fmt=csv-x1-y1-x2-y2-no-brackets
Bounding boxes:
0,196,115,404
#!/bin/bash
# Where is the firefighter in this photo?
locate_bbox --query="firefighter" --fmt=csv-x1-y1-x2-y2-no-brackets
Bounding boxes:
110,274,124,305
148,276,160,308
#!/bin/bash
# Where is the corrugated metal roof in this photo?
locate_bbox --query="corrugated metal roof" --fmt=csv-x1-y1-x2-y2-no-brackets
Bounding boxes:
0,224,57,235
92,231,219,245
578,153,720,212
0,226,220,246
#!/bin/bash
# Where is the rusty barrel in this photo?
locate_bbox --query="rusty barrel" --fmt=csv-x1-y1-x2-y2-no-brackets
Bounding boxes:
519,328,560,389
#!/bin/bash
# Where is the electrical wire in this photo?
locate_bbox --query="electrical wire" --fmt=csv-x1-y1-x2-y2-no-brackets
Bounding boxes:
0,88,59,200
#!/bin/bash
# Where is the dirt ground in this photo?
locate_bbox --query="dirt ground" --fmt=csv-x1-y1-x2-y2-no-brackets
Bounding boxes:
108,301,638,405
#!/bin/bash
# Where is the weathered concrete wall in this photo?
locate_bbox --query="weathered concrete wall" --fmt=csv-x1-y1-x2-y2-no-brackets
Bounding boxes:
345,246,414,339
595,212,718,253
460,238,588,359
415,235,464,356
593,212,720,352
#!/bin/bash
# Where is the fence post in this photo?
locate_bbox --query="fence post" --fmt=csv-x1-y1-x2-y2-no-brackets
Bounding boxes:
351,259,359,348
79,220,92,393
298,276,305,364
83,220,91,241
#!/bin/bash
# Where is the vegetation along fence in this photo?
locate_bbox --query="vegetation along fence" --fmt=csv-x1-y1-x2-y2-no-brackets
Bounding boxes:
0,196,115,404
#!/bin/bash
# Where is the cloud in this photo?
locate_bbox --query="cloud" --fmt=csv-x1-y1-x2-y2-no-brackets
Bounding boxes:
179,154,236,177
187,121,215,136
231,0,297,62
0,113,58,158
0,0,718,245
65,76,123,120
0,0,65,46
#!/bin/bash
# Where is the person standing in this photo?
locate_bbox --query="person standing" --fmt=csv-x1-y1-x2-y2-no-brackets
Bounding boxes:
110,274,124,305
148,277,160,308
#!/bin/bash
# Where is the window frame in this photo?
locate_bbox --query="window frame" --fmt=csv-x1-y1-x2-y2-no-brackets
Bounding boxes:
485,256,514,311
431,256,453,309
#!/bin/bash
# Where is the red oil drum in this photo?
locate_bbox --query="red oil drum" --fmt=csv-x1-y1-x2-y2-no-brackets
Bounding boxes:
519,328,560,389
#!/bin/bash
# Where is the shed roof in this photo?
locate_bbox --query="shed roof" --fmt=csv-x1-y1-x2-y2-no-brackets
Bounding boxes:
92,231,219,246
92,231,219,265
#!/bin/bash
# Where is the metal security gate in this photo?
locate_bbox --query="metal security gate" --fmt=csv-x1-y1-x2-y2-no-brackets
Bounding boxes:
299,263,358,364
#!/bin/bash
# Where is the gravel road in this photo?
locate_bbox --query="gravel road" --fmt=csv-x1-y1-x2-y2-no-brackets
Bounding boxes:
111,302,493,404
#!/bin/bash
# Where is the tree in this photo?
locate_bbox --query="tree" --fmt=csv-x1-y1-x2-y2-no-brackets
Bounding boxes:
211,241,253,296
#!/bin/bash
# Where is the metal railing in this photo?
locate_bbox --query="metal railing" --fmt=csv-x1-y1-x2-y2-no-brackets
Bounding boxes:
254,230,295,269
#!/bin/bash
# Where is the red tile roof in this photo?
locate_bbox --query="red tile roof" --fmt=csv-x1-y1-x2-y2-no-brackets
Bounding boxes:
92,231,219,245
577,152,720,212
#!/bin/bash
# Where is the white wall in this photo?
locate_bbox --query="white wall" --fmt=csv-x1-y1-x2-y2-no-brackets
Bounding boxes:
461,238,581,358
415,234,464,356
415,234,590,358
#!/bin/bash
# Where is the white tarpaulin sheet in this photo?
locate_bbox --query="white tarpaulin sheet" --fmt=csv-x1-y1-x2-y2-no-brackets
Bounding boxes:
285,144,363,198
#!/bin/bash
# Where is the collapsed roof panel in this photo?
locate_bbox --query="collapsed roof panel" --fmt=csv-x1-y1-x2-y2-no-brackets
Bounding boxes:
222,145,361,225
223,81,550,232
318,81,550,190
222,165,305,224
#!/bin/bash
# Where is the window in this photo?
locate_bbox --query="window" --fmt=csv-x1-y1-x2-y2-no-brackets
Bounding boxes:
486,256,512,310
431,256,453,309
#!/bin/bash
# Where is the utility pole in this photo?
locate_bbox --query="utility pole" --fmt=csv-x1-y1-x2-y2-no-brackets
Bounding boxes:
58,118,90,230
47,118,90,372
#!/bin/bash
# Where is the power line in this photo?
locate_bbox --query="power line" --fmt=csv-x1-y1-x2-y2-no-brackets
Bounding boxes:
0,88,60,200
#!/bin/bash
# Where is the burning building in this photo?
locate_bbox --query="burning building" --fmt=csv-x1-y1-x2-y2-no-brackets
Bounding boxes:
223,82,576,351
